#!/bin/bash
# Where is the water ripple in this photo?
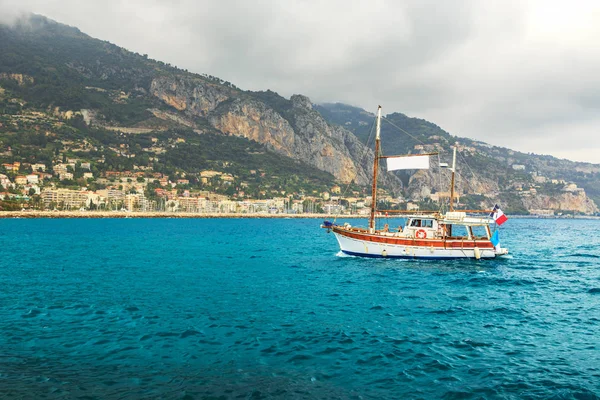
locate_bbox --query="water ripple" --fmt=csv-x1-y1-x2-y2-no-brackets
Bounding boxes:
0,218,599,398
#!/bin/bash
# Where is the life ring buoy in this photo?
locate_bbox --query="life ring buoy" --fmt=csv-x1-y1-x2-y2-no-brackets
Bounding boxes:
416,229,427,239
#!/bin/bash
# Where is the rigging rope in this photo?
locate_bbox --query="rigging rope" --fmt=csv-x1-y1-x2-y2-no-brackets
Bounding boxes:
381,117,493,214
330,115,378,224
326,110,491,223
382,115,453,213
456,148,498,213
457,148,478,186
381,116,430,147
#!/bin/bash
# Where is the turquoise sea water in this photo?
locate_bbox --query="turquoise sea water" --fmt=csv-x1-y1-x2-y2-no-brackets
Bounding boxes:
0,218,599,399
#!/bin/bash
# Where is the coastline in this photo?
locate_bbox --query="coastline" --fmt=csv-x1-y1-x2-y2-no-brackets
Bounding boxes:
1,211,598,219
0,211,365,219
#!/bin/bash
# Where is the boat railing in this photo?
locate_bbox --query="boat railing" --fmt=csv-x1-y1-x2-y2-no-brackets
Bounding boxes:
376,209,493,215
377,210,440,216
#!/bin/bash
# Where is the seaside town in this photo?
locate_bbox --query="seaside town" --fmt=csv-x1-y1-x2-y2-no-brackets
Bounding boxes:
0,159,377,215
0,156,592,217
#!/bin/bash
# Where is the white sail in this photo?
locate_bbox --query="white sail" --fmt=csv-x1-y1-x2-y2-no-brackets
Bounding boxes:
386,155,430,171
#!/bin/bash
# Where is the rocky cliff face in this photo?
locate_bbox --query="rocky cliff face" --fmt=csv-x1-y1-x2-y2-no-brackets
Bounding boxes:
150,77,401,190
521,191,598,214
283,94,372,185
209,99,297,157
210,95,376,185
407,167,598,213
406,168,500,200
150,76,232,116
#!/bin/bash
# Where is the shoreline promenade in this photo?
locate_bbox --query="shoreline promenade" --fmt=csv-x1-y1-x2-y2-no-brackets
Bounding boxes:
0,211,365,219
0,211,597,219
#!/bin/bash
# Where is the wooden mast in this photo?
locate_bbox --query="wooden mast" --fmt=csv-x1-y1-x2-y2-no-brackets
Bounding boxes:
449,146,457,212
369,106,382,232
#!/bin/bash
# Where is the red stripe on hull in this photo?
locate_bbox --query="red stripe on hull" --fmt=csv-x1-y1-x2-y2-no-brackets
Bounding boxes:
333,227,494,249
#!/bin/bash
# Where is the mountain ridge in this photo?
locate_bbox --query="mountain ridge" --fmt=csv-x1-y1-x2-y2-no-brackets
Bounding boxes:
0,14,598,214
316,102,600,213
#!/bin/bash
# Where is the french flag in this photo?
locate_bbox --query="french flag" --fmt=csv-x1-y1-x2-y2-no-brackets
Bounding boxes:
490,205,508,226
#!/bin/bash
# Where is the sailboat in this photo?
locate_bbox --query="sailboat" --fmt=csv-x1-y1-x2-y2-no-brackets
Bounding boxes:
322,106,509,259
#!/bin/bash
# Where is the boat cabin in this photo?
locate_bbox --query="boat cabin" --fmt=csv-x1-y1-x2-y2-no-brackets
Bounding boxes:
405,217,441,239
403,213,493,240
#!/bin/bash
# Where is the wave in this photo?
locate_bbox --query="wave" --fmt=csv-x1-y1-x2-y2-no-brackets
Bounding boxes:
567,253,600,259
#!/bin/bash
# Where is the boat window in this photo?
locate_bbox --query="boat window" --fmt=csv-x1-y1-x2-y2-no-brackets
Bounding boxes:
451,225,469,238
471,226,488,239
410,219,421,227
422,219,433,228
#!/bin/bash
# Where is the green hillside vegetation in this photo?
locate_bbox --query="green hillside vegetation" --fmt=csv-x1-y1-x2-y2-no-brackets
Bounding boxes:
0,15,337,197
159,131,336,197
314,103,375,141
0,108,336,196
249,90,294,118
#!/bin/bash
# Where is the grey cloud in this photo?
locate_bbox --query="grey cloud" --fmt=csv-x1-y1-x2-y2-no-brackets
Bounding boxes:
0,0,598,163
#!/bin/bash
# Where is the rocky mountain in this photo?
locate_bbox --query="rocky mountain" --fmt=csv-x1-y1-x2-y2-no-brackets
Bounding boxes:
0,14,598,214
317,103,600,214
0,15,401,194
148,75,388,187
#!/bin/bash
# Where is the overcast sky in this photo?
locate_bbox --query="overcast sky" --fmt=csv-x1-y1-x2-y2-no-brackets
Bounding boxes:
1,0,599,163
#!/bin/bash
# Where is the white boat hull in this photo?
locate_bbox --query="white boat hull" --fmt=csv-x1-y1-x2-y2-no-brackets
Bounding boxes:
333,231,506,259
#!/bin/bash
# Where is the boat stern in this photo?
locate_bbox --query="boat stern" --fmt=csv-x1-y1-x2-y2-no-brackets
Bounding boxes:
495,247,509,257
